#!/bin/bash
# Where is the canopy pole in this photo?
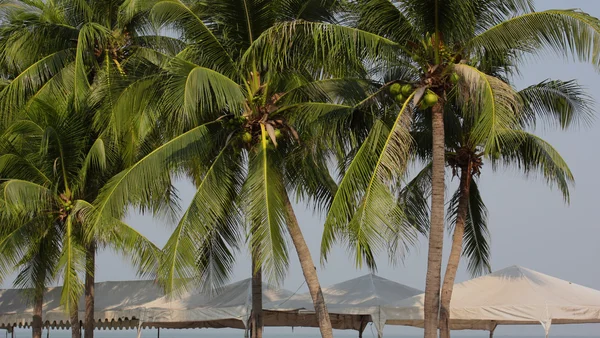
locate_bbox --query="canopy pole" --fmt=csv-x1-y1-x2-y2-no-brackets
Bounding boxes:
46,325,50,338
157,328,159,338
489,322,497,338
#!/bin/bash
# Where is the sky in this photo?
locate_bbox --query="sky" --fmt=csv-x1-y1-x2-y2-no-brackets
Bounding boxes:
4,0,600,337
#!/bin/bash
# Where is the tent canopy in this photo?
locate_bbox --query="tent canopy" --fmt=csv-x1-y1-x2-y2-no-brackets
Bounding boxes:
273,274,423,337
384,265,600,336
0,280,162,330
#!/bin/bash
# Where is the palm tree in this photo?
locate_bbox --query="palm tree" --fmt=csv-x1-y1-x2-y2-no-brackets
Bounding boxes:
0,96,159,338
407,77,593,338
0,1,168,337
87,1,363,337
253,3,600,338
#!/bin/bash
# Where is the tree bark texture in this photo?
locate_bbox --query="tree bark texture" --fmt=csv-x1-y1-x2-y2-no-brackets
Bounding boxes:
423,101,446,338
283,194,333,338
440,165,472,338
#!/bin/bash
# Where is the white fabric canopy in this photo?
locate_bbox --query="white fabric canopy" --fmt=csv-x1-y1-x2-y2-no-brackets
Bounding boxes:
383,265,600,337
273,274,423,337
0,280,163,330
0,278,295,331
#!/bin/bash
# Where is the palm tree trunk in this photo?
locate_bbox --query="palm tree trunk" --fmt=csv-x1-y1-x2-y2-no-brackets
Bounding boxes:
440,165,472,338
423,101,446,338
71,308,80,338
84,241,96,338
283,194,333,338
32,291,43,338
251,255,263,338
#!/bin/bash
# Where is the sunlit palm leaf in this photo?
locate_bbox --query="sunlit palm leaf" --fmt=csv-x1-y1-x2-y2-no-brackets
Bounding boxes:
244,125,289,282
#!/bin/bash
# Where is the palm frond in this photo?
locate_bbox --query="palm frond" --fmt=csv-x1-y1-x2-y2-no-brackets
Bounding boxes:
447,178,491,277
322,94,416,269
491,130,574,203
468,10,600,68
454,63,522,156
518,79,594,129
243,125,289,282
90,123,218,238
57,214,85,315
159,145,243,296
150,0,236,75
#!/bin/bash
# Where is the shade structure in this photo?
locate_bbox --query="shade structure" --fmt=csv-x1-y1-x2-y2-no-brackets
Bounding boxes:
272,274,423,337
0,280,164,330
141,278,297,330
383,266,600,337
0,278,298,331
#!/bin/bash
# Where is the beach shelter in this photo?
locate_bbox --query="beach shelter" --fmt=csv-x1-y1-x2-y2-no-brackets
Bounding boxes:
0,278,297,333
273,274,423,337
141,277,296,331
0,280,164,330
383,266,600,337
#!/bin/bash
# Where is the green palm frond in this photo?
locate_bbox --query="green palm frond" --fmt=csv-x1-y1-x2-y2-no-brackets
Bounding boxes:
150,0,236,75
0,49,75,124
354,0,417,43
1,180,53,214
57,214,85,315
246,21,399,77
90,122,218,237
518,79,594,129
0,154,51,184
160,59,245,127
322,95,416,269
159,145,243,296
244,125,289,282
447,178,491,277
468,10,600,68
454,63,522,155
492,130,574,203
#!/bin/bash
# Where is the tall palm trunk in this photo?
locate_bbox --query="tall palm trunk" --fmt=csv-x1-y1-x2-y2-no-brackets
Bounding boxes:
32,291,43,338
84,241,95,338
251,255,263,338
423,101,446,338
71,309,80,338
283,194,333,338
440,164,472,338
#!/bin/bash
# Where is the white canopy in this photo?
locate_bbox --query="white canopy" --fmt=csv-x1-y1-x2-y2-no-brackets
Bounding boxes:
383,266,600,337
273,274,423,337
0,278,296,331
0,280,163,330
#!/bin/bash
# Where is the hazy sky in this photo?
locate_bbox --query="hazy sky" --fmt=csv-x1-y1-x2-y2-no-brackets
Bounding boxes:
4,0,600,337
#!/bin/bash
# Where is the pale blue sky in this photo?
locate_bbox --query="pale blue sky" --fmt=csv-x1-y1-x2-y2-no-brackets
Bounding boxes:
5,0,600,337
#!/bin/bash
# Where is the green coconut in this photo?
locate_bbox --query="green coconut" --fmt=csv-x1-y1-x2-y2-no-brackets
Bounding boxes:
401,84,413,96
389,83,402,95
395,94,406,104
242,132,252,143
423,92,438,107
450,72,460,84
274,129,282,138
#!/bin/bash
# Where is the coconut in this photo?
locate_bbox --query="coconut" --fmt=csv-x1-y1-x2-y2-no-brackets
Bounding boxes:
423,92,438,107
274,129,282,138
450,72,460,84
401,84,413,96
242,132,252,143
389,83,402,95
395,94,406,104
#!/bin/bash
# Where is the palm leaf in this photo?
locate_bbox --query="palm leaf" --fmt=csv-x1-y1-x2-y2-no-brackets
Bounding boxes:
243,124,289,282
468,10,600,68
159,145,243,296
